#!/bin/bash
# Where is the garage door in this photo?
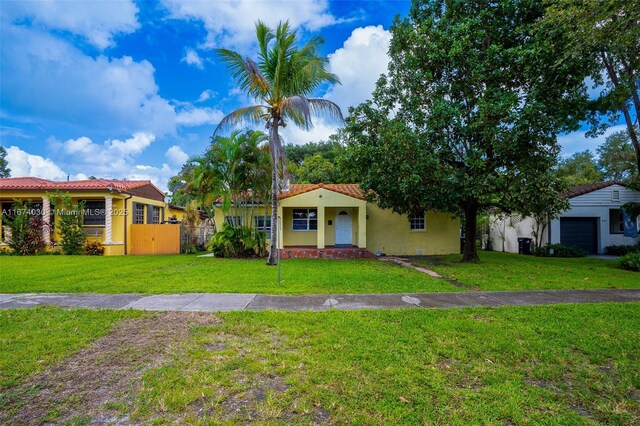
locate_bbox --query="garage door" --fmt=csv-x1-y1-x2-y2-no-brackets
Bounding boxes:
560,217,598,254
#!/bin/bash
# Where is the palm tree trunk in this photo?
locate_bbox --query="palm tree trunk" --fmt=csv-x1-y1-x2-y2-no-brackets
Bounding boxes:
267,118,280,265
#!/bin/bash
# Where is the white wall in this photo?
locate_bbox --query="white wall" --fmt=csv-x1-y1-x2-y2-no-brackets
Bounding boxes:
489,215,548,253
549,184,640,254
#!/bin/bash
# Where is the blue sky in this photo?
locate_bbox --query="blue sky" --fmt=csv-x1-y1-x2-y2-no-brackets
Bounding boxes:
0,0,624,191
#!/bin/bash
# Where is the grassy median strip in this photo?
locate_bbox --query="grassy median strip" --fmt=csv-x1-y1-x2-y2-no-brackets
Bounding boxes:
0,255,458,294
412,251,640,291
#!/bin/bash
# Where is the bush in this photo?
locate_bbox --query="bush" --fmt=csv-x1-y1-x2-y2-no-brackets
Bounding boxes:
208,224,267,258
49,191,87,255
618,252,640,272
2,200,47,255
84,241,105,255
605,244,640,256
533,243,586,258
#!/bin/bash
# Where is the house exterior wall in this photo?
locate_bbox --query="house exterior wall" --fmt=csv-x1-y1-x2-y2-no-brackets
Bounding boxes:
1,189,175,255
365,205,460,256
549,185,640,253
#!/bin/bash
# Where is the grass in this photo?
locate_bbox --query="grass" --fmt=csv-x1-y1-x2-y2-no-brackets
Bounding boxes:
3,304,637,424
412,251,640,291
0,307,141,390
0,254,457,294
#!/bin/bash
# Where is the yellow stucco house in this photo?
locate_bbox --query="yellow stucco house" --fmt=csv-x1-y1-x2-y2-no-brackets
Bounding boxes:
211,183,461,258
0,177,186,255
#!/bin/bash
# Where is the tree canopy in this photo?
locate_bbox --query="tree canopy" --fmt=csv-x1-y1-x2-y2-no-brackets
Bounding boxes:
341,0,584,262
557,151,605,187
0,146,10,178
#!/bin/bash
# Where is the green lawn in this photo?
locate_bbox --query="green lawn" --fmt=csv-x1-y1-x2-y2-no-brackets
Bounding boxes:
412,251,640,291
0,254,457,294
0,307,141,390
2,304,638,424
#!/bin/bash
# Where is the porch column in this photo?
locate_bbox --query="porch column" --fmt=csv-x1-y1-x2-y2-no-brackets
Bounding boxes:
104,196,113,244
358,205,367,248
42,196,50,246
317,206,325,249
277,204,284,249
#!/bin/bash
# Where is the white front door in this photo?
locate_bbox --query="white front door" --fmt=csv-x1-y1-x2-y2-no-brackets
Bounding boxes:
335,210,352,246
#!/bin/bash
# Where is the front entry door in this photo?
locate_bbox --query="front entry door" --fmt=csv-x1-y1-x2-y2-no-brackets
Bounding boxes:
335,210,352,246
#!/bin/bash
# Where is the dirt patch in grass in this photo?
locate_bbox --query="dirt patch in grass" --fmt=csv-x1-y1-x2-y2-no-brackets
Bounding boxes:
0,312,219,425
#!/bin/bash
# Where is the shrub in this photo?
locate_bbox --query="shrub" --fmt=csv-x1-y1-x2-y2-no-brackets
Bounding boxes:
84,241,105,255
208,224,267,258
49,191,86,255
2,199,47,255
618,252,640,272
533,243,586,258
605,244,640,256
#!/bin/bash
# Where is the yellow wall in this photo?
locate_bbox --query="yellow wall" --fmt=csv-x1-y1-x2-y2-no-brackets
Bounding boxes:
366,204,460,255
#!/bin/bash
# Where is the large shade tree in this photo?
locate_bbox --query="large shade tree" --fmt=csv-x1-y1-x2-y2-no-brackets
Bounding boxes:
341,0,586,262
214,21,343,265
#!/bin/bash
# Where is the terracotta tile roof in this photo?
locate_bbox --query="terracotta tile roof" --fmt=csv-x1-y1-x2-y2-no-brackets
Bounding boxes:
562,180,627,198
0,177,164,195
279,183,364,200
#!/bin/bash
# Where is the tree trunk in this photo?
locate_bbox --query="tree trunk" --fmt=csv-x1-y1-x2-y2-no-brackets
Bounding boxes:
461,202,479,263
267,118,280,266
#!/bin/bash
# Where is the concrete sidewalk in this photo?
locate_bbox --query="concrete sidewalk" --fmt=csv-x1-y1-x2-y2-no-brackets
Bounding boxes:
1,289,639,312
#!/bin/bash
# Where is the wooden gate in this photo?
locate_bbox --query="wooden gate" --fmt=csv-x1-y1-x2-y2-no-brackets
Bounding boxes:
130,224,180,255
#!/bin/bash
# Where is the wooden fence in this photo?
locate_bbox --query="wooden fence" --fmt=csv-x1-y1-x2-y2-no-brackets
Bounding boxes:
130,224,180,255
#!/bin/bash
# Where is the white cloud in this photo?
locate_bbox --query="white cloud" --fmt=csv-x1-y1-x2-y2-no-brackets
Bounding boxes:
1,24,176,136
3,0,139,49
280,118,339,145
175,107,225,127
127,163,175,192
6,146,67,180
182,48,204,69
165,145,189,165
324,25,391,115
161,0,339,50
197,89,216,103
558,124,628,157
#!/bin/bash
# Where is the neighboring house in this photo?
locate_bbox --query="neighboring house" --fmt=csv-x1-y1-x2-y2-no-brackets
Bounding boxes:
211,183,461,258
489,181,640,254
0,177,188,255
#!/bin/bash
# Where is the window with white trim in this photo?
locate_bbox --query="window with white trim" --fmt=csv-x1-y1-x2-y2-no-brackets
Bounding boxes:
612,190,620,201
292,208,317,231
410,213,426,230
133,203,145,224
609,209,624,234
151,206,161,224
254,215,271,233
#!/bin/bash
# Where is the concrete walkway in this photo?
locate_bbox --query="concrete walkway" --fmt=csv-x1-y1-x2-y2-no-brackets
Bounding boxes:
1,289,639,312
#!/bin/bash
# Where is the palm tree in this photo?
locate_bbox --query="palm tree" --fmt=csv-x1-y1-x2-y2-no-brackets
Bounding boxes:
214,20,343,265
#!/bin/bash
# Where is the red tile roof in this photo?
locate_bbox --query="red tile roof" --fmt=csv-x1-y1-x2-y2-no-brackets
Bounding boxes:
0,177,164,195
563,180,627,198
279,183,364,200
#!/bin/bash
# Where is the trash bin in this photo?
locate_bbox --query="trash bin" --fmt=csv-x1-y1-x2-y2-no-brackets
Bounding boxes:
517,237,532,255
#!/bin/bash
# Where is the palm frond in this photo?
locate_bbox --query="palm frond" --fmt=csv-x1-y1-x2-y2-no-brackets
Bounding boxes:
281,95,312,129
214,105,268,135
308,98,344,123
216,49,271,99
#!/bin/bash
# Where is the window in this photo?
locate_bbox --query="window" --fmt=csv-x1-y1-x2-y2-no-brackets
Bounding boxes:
225,216,243,227
292,208,317,231
83,200,106,225
254,215,271,233
609,209,624,234
151,206,161,224
410,213,426,230
133,203,145,224
612,190,620,201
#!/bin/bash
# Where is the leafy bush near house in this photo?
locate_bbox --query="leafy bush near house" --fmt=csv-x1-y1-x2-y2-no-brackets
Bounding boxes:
2,200,47,255
84,241,105,256
605,244,640,256
49,191,86,255
618,252,640,272
533,243,586,258
208,224,267,258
